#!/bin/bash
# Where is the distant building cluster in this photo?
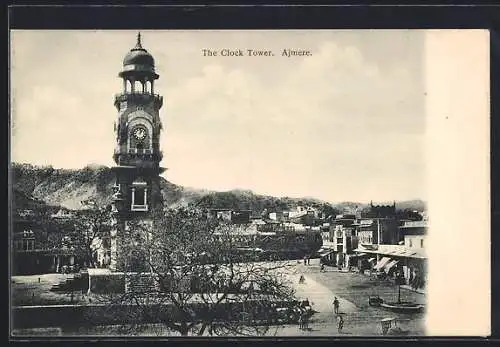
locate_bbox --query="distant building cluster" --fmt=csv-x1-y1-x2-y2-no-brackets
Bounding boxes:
12,208,81,275
206,206,324,259
317,202,427,291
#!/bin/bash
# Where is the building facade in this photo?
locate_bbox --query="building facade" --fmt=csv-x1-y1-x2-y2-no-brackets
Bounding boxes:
317,215,357,267
330,215,356,267
354,220,427,291
356,217,400,247
109,33,166,271
12,209,82,275
399,220,427,290
361,201,397,218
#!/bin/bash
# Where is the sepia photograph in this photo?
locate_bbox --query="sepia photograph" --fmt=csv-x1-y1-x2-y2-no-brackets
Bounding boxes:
9,29,489,337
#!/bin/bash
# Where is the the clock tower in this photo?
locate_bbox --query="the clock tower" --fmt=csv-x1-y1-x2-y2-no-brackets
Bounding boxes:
109,33,165,271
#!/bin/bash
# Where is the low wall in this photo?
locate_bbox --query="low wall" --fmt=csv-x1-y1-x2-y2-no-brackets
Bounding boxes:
88,272,125,294
12,304,174,329
12,299,298,330
88,271,171,294
87,271,204,294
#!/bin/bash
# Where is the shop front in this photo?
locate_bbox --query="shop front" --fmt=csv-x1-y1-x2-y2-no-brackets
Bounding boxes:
353,245,426,289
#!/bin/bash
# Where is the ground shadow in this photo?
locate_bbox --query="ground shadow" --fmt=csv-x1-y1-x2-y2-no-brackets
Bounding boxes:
301,327,315,332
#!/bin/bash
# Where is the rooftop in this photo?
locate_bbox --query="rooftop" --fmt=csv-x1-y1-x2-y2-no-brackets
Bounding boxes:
400,220,428,228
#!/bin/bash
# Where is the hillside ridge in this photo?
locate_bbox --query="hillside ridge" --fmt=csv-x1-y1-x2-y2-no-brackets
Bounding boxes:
11,163,426,213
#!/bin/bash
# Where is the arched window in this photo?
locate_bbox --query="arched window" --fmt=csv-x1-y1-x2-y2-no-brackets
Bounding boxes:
125,80,132,93
134,80,142,93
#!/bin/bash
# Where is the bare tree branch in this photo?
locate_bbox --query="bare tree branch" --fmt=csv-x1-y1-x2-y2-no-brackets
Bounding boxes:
89,206,305,336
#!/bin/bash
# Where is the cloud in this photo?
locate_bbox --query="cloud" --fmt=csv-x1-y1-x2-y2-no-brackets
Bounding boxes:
11,31,425,202
11,84,115,167
163,40,424,201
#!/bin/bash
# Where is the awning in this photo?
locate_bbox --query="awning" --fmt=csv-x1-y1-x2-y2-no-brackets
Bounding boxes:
373,257,392,270
349,253,367,258
353,248,372,253
318,247,334,253
384,260,399,272
320,251,335,258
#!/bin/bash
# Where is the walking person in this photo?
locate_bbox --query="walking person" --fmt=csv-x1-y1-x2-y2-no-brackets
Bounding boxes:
333,296,340,314
303,310,309,330
298,311,304,330
337,314,344,333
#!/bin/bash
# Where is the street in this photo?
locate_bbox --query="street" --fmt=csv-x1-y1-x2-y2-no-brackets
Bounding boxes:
278,258,426,336
11,259,426,336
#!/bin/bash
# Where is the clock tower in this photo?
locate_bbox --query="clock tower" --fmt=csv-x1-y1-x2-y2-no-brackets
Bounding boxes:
109,33,165,271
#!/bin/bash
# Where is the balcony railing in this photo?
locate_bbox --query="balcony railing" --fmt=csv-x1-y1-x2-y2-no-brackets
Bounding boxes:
114,92,163,108
401,221,428,228
113,148,163,162
114,147,162,155
128,148,153,155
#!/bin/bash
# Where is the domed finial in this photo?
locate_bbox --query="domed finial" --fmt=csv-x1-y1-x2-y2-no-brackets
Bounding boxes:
135,32,142,49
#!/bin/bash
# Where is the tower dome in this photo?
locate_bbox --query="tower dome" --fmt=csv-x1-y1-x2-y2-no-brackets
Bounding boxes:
119,32,159,79
123,32,154,67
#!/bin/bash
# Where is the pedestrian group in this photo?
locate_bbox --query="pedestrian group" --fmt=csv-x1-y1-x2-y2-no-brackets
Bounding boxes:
297,260,347,334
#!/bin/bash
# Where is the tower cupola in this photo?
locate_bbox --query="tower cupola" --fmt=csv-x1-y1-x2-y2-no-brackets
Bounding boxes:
119,32,159,81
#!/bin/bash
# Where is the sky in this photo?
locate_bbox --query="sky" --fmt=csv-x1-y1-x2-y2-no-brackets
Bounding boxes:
10,30,426,203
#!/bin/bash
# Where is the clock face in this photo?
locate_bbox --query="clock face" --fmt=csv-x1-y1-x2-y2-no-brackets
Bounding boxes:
133,128,146,140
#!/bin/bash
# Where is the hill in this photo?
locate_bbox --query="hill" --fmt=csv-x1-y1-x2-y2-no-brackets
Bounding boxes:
10,163,426,214
392,199,426,212
11,187,52,213
11,163,188,210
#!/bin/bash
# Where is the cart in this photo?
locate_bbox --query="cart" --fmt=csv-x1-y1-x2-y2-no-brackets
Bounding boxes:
380,317,411,336
381,317,397,335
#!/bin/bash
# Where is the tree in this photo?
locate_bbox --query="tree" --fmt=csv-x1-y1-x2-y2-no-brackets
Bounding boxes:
52,202,113,268
73,205,113,268
321,203,340,220
92,206,303,336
